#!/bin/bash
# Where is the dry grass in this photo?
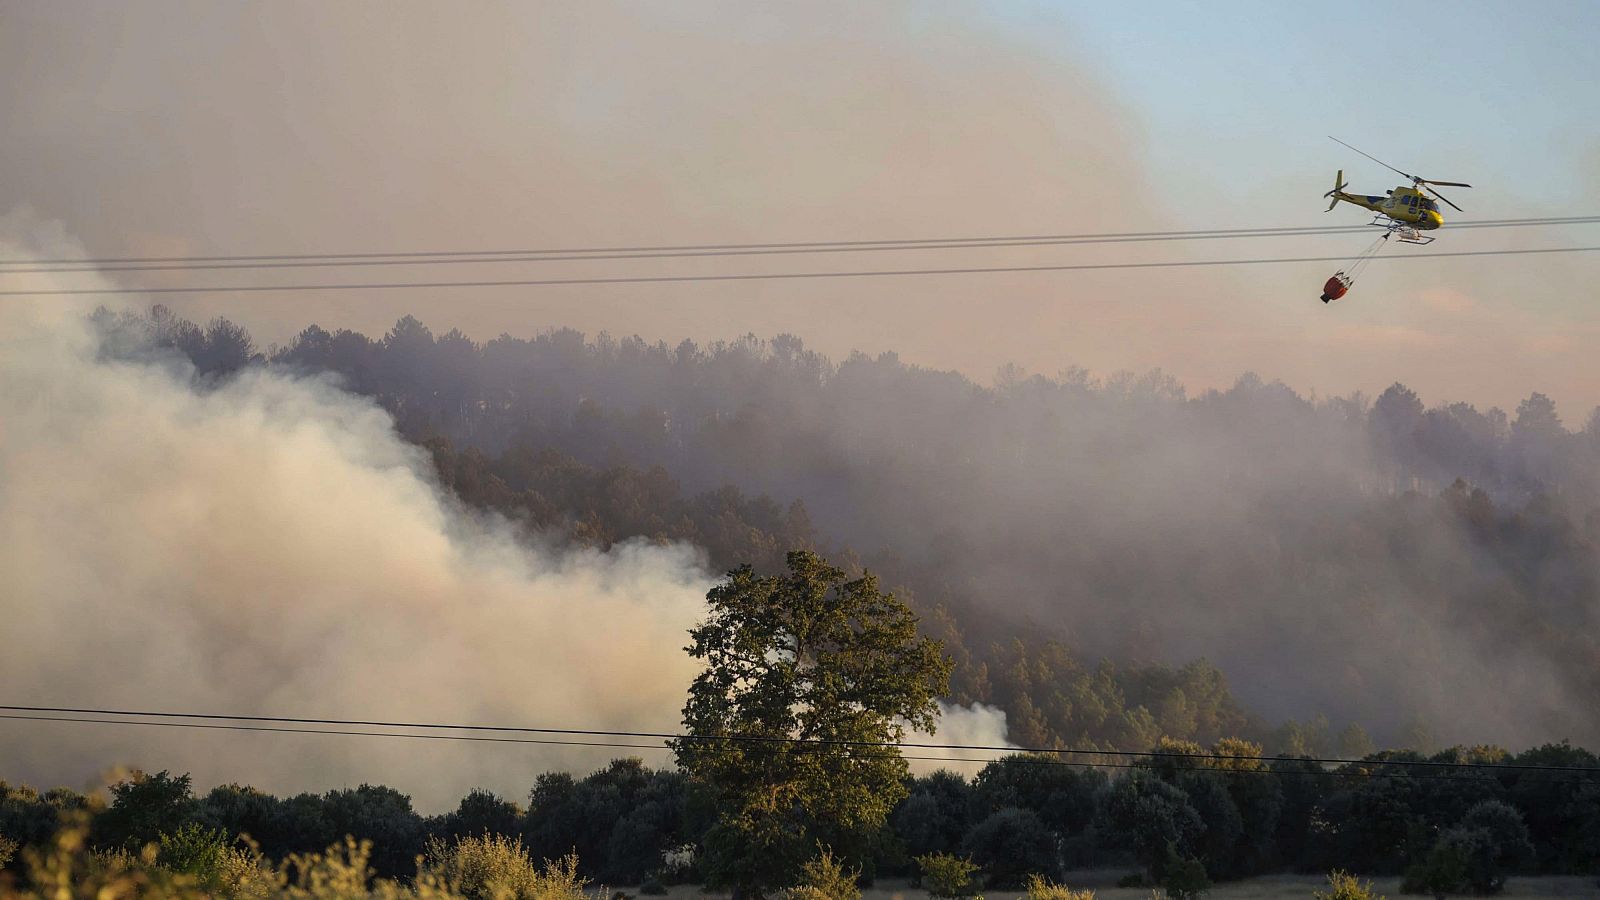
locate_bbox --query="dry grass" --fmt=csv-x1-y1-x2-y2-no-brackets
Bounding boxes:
0,824,593,900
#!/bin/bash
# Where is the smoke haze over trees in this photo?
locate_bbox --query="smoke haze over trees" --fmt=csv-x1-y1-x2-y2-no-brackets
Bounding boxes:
0,220,1004,808
93,305,1600,755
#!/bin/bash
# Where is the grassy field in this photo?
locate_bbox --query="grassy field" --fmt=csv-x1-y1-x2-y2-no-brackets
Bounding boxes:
630,873,1600,899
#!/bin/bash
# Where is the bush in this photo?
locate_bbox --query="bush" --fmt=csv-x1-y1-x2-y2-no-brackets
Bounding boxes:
1402,841,1466,898
1315,870,1386,900
1160,844,1211,900
322,784,426,880
1405,824,1515,897
12,818,267,899
1098,771,1203,879
2,783,89,851
156,822,232,887
93,770,196,850
1400,803,1532,899
421,833,588,900
1174,770,1243,879
1023,873,1094,900
961,807,1057,887
0,834,16,871
640,872,668,895
785,846,861,900
438,789,523,841
1459,801,1534,873
11,819,599,899
914,852,983,899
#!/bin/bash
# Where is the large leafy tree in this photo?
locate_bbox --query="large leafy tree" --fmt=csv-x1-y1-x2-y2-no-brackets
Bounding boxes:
673,550,951,896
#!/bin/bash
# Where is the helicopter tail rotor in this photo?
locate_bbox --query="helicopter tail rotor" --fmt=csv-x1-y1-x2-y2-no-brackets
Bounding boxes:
1325,169,1347,211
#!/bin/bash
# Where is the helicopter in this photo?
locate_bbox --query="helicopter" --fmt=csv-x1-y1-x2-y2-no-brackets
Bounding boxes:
1322,136,1471,246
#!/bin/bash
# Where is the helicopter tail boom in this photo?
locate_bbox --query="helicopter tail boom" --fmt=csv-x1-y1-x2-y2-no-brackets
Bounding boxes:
1324,169,1348,212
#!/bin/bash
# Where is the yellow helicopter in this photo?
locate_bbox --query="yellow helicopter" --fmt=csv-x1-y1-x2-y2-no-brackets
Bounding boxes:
1323,136,1471,245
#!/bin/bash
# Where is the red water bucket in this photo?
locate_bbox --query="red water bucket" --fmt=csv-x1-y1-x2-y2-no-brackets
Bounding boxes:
1321,273,1351,303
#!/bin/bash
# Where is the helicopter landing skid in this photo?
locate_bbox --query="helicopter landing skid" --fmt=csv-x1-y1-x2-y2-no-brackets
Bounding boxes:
1369,217,1434,245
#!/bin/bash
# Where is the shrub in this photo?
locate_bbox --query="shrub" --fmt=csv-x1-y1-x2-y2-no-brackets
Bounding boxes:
153,821,235,890
322,784,426,880
1160,844,1211,900
639,872,668,895
1402,824,1513,898
1315,870,1384,900
421,833,588,900
438,789,523,841
1174,770,1243,879
1,783,88,851
1399,803,1531,900
1402,845,1464,898
1098,771,1203,880
914,852,983,899
278,837,391,898
1459,801,1534,874
0,834,16,871
785,845,861,900
960,807,1057,887
1023,873,1094,900
12,818,267,900
93,770,196,850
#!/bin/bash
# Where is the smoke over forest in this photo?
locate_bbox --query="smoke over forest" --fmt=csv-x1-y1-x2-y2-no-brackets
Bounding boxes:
239,310,1600,754
3,211,1598,807
0,221,1012,809
0,230,718,809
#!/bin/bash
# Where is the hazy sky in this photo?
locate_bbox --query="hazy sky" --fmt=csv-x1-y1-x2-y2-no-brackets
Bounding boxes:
3,0,1598,414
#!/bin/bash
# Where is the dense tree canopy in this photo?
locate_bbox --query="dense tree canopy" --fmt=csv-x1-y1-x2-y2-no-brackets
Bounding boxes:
673,551,951,894
4,739,1597,891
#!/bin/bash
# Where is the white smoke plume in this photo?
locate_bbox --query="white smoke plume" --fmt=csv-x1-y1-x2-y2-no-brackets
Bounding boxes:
905,702,1015,778
0,213,1000,808
0,213,714,810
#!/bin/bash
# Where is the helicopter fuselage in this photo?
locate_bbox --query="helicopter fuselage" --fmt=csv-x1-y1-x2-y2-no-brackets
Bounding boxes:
1328,185,1444,229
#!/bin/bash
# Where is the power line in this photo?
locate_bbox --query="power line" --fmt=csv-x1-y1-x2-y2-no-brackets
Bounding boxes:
3,216,1598,274
5,705,1595,777
2,215,1594,268
4,714,1582,784
2,245,1596,297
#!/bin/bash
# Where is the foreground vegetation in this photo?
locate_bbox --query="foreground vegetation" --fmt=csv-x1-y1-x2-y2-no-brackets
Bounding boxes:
3,734,1594,898
1,822,589,899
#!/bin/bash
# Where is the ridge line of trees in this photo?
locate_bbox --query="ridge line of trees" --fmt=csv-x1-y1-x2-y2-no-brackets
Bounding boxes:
88,307,1600,753
4,735,1595,892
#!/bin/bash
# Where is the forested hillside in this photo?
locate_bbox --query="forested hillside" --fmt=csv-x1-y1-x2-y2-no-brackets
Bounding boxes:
93,307,1600,752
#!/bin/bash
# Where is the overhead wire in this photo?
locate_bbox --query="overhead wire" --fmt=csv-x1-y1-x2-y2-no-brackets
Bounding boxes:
3,705,1596,782
2,245,1597,297
7,713,1569,784
1,215,1597,273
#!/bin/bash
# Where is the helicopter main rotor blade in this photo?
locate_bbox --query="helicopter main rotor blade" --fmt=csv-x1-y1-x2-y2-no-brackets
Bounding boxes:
1423,185,1464,213
1328,136,1415,181
1420,180,1472,188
